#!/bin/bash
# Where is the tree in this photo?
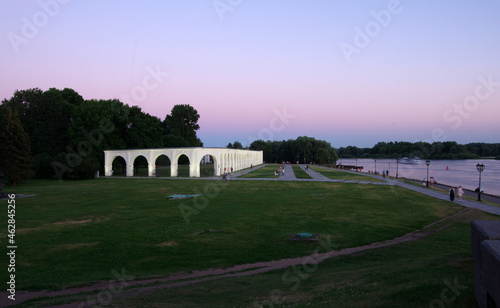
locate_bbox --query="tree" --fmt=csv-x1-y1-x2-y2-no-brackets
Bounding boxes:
60,88,84,106
163,134,189,147
163,104,203,147
62,99,129,179
232,141,243,149
0,107,34,184
0,88,43,131
125,106,163,149
31,88,75,177
250,140,273,162
226,141,242,149
1,88,82,178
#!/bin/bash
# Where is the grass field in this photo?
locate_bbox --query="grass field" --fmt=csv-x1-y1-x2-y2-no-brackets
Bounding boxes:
1,177,498,307
292,164,312,179
238,164,281,178
310,166,386,182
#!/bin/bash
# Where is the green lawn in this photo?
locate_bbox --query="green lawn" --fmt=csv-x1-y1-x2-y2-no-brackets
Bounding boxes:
292,164,312,179
310,166,386,182
238,164,281,178
106,210,484,308
1,178,497,307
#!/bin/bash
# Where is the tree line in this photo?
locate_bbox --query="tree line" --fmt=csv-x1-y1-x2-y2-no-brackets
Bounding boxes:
235,136,338,164
337,141,500,160
0,88,202,183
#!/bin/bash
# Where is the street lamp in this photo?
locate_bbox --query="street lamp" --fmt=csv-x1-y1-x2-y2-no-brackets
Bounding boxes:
476,163,485,201
396,159,399,179
425,160,431,187
374,159,377,173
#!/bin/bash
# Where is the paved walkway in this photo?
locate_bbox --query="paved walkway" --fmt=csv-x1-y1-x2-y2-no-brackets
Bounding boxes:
277,163,295,180
386,177,500,215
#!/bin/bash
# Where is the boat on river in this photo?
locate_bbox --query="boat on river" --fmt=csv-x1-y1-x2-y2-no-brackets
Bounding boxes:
398,157,421,165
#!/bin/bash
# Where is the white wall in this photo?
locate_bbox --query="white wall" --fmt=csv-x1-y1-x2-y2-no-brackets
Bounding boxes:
104,148,263,177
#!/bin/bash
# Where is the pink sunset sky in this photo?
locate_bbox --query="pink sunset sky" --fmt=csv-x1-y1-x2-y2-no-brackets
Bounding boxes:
1,1,499,148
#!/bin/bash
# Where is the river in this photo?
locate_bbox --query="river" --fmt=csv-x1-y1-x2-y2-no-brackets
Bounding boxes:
337,158,500,197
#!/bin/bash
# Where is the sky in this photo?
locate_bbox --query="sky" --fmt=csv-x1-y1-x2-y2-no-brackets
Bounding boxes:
1,0,499,148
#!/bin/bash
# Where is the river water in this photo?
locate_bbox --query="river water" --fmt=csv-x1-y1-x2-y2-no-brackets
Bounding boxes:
338,158,500,197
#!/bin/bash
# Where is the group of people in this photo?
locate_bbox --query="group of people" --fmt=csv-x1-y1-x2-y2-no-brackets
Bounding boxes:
449,185,464,201
367,170,389,177
275,162,286,176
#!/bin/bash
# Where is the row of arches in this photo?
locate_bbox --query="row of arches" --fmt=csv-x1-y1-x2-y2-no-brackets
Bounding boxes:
104,148,263,178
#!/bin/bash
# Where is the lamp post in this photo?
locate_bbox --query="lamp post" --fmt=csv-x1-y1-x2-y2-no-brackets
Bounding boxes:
476,163,485,201
396,159,399,179
425,160,431,187
374,159,377,173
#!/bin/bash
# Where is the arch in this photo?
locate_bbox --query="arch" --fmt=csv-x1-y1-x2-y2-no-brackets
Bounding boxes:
154,154,171,177
176,154,190,177
198,153,218,177
111,155,126,176
133,155,149,177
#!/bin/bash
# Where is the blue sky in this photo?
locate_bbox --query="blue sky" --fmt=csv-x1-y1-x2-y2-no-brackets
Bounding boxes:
1,0,499,148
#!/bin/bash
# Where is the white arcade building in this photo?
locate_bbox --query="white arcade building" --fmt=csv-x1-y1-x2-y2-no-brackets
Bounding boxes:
104,147,263,178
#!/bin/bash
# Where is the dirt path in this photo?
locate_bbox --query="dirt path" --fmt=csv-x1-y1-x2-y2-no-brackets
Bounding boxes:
1,207,471,307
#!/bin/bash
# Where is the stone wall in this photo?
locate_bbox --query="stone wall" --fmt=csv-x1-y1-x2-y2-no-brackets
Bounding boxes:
471,220,500,308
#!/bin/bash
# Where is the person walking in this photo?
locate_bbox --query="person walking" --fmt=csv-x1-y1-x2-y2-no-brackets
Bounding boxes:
457,186,464,201
449,186,455,201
